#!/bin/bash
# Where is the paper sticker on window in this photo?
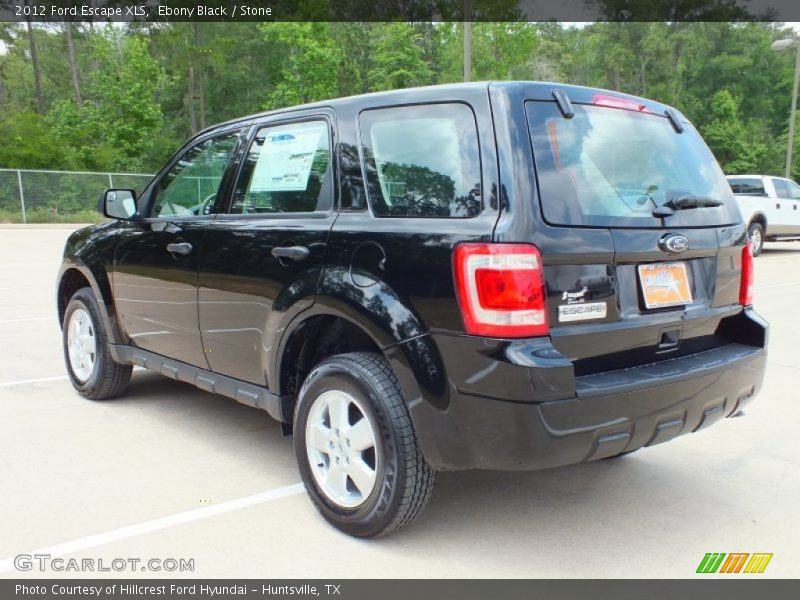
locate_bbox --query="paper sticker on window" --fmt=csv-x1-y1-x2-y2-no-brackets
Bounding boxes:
250,121,326,192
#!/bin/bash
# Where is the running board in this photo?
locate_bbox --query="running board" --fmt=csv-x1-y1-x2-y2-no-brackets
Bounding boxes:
109,344,287,423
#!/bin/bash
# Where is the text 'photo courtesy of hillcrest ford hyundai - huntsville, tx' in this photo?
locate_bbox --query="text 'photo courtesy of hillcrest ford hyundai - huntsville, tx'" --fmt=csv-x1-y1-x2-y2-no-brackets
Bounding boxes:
57,81,767,538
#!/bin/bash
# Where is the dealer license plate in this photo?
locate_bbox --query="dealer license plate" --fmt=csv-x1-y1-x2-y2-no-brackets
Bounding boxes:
638,262,692,309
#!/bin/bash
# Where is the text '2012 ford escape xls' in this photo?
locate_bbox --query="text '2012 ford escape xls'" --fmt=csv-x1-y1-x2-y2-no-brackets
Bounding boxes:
57,82,767,537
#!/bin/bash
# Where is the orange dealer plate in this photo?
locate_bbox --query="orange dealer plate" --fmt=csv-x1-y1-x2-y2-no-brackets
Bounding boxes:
638,262,693,309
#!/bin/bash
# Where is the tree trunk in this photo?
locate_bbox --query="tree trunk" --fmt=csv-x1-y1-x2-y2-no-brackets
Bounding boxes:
194,22,206,130
670,23,683,104
463,0,472,83
639,56,647,96
188,64,197,135
64,22,82,105
0,69,7,106
26,18,45,115
198,68,206,130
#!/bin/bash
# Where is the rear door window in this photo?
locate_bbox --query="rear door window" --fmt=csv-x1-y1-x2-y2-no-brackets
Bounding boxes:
230,120,332,215
358,103,482,218
773,179,790,199
728,178,765,195
526,101,739,228
786,180,800,200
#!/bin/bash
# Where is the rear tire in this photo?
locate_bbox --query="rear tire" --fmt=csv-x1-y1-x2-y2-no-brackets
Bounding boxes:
62,288,132,400
294,352,435,537
748,222,764,256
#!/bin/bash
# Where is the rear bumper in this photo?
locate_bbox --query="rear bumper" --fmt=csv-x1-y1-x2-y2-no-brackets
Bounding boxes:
406,309,768,471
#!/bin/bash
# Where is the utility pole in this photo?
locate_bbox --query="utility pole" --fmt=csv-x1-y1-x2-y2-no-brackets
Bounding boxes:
773,37,800,178
786,42,800,178
464,0,471,82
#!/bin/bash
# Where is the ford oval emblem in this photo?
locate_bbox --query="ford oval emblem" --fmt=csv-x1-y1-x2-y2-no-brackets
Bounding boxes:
659,233,689,254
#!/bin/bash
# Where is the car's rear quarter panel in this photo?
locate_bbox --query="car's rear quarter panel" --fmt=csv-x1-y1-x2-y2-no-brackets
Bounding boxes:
320,86,502,339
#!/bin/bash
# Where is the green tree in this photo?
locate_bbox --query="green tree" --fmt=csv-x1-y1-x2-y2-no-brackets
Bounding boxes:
47,29,166,170
261,22,340,109
332,22,376,96
367,23,432,92
0,110,63,168
471,23,539,80
701,89,766,174
1,18,799,183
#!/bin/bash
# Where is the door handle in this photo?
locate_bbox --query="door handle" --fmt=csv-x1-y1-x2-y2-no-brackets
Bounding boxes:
271,246,310,261
166,242,193,256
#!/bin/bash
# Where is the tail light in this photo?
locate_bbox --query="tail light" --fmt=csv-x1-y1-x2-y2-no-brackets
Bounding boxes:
453,243,549,338
739,241,754,306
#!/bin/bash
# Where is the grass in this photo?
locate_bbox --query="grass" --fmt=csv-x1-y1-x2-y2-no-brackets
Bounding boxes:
0,209,104,224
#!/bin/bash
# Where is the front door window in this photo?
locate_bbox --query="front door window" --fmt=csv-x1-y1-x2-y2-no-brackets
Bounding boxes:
149,132,241,218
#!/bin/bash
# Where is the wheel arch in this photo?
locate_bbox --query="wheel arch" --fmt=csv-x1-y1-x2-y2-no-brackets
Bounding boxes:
272,295,437,427
57,268,91,326
57,258,122,344
749,212,767,232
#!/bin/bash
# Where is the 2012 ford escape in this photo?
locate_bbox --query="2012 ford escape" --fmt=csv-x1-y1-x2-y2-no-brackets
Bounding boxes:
57,82,768,537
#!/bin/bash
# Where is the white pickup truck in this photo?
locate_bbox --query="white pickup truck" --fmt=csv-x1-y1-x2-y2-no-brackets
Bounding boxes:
727,174,800,255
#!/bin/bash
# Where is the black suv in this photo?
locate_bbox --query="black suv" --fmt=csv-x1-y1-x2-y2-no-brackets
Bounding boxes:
57,82,767,537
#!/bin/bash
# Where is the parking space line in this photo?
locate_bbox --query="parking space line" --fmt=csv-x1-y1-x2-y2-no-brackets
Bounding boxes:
754,281,800,290
0,482,306,574
1,368,147,388
0,316,56,324
0,375,68,388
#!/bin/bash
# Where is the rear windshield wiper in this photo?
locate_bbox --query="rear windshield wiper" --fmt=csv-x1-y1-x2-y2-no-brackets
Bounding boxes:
652,195,723,217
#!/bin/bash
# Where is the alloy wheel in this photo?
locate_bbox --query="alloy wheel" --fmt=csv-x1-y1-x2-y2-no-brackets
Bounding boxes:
750,227,763,254
305,389,380,509
67,307,97,383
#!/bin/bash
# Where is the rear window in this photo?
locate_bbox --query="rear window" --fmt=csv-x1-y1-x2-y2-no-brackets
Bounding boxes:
728,178,765,195
359,103,482,218
526,101,739,228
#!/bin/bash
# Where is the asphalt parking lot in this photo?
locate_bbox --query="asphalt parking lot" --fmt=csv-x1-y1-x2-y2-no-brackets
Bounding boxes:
1,225,799,579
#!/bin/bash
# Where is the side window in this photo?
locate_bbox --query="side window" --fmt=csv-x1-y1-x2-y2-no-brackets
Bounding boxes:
359,103,482,218
773,179,790,199
148,132,241,218
786,180,800,200
230,120,332,214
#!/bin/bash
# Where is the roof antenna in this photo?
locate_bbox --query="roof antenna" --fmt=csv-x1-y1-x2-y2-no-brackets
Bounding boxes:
552,89,575,119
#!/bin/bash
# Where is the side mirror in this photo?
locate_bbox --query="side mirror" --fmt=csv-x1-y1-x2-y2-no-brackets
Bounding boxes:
99,189,137,220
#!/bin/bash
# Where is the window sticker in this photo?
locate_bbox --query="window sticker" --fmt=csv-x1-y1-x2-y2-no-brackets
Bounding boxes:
250,121,326,192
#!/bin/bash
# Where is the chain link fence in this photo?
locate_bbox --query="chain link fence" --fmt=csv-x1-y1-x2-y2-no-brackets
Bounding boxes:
0,168,154,223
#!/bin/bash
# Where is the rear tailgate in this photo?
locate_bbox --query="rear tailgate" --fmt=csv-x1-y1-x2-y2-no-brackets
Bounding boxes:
522,89,748,374
546,227,744,375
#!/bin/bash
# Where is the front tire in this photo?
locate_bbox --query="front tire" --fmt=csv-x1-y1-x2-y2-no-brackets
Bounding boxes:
62,288,132,400
748,222,764,256
294,352,435,537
